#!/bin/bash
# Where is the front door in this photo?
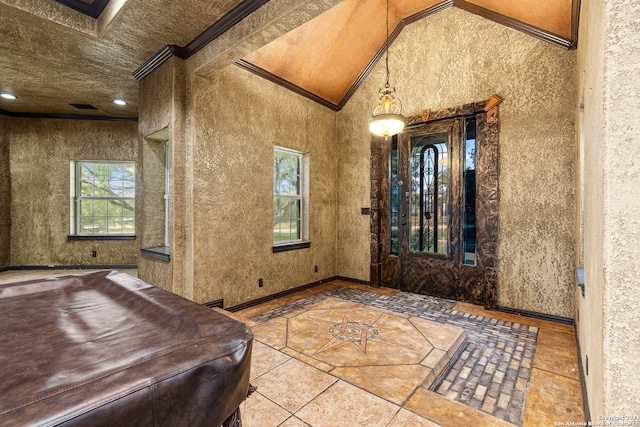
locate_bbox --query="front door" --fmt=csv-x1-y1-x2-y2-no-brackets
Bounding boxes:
370,99,500,308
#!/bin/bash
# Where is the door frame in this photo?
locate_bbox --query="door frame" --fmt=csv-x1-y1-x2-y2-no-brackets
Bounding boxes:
370,96,502,308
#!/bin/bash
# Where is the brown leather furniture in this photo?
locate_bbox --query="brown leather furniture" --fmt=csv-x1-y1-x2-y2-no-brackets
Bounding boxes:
0,270,253,426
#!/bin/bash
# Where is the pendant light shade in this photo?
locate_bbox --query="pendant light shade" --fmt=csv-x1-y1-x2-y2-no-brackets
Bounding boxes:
369,84,405,137
369,0,405,138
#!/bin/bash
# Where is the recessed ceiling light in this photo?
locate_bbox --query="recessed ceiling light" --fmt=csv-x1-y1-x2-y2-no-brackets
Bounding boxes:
1,93,17,100
113,99,127,106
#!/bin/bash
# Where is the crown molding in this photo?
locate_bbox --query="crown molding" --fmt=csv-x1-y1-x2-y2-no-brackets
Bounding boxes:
181,0,270,58
133,0,269,81
236,0,452,111
134,0,580,106
453,0,577,50
133,45,182,81
0,108,137,122
235,60,340,111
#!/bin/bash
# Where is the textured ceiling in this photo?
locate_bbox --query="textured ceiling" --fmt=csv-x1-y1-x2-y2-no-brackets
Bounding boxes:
0,0,244,117
0,0,577,118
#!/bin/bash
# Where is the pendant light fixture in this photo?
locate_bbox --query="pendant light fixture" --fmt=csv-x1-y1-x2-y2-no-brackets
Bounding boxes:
369,0,405,138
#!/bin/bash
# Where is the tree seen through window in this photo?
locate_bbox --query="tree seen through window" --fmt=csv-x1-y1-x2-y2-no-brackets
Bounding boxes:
273,148,302,243
76,161,135,235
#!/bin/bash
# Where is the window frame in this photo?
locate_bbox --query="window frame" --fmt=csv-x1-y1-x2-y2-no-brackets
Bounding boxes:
69,160,136,239
164,140,170,247
273,146,310,251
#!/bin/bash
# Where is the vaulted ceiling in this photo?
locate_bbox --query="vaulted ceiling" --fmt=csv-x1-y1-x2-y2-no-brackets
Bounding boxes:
0,0,579,118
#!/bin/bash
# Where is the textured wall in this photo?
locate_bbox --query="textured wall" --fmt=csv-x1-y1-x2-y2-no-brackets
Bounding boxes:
600,0,640,415
576,0,606,417
337,8,577,317
138,57,188,295
138,58,173,138
577,0,640,417
138,256,172,292
0,114,10,266
191,65,337,307
9,118,139,266
140,137,166,248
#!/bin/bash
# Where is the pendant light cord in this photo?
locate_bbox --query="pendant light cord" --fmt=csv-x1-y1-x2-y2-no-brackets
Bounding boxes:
385,0,390,87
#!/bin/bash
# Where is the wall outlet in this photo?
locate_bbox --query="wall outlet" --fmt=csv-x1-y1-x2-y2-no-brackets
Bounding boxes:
91,250,97,257
258,278,263,287
315,265,318,273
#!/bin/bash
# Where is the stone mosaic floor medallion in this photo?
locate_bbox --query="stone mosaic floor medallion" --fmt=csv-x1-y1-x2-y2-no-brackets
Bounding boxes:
312,313,382,354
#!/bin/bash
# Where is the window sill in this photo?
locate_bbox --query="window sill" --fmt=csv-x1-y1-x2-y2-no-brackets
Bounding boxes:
273,241,311,253
141,246,170,262
68,235,136,241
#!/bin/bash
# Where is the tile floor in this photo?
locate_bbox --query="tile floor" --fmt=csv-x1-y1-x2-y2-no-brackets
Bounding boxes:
230,281,585,427
0,270,585,427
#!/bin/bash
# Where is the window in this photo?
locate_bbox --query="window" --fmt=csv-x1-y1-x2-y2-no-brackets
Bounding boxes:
409,133,449,254
140,129,170,260
273,147,308,248
163,140,170,246
390,136,400,255
71,161,135,237
463,117,477,265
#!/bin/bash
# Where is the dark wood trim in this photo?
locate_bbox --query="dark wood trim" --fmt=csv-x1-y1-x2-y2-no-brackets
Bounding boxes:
333,276,370,286
235,0,453,111
68,235,136,241
0,108,137,122
495,305,575,325
571,0,582,49
140,246,170,261
404,0,453,25
337,19,407,111
233,0,579,111
133,45,183,81
272,241,311,253
136,0,453,109
235,60,339,111
337,0,452,110
181,0,270,58
0,264,137,273
453,0,576,49
405,100,487,128
225,276,358,312
133,0,269,80
133,0,578,106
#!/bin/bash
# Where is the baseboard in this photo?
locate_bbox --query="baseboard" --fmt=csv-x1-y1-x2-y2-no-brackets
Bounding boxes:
0,264,137,273
333,276,371,286
225,275,367,312
495,305,574,326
